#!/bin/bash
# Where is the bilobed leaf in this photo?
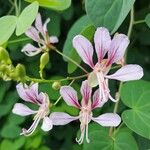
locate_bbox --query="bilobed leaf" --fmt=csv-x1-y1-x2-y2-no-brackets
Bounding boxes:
0,16,17,45
16,1,39,36
25,0,71,11
85,0,135,33
121,80,150,139
145,13,150,28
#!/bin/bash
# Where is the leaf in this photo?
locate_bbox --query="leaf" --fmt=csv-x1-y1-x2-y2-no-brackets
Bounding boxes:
68,25,95,73
83,126,138,150
145,13,150,28
85,0,135,33
0,16,17,45
0,140,15,150
63,15,93,73
25,0,71,11
16,1,39,36
121,80,150,139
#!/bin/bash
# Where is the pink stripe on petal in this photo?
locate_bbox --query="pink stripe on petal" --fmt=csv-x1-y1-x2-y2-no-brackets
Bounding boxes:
25,26,41,43
35,13,45,37
108,34,129,65
73,35,94,68
50,112,79,125
92,113,121,127
12,103,36,116
94,27,111,62
105,64,144,81
60,86,81,108
80,80,92,105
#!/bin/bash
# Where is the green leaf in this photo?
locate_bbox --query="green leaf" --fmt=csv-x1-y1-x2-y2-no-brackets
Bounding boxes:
68,25,95,73
0,16,17,45
26,0,71,11
63,15,93,73
1,124,21,139
145,13,150,28
85,0,135,33
13,137,26,150
0,140,15,150
16,1,39,36
121,80,150,139
83,127,138,150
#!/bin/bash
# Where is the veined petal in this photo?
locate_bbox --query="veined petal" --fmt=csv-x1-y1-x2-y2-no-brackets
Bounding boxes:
50,112,79,125
80,80,92,105
12,103,36,116
41,117,53,131
60,86,81,108
108,34,129,65
21,44,42,57
25,26,41,42
73,35,94,68
49,36,59,44
35,13,45,37
105,64,144,81
92,89,104,109
43,18,50,33
88,72,98,87
92,113,121,127
94,27,111,62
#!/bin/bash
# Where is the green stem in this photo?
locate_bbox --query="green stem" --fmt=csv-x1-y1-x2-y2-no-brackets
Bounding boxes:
109,7,134,137
8,38,30,44
52,47,88,74
133,20,145,25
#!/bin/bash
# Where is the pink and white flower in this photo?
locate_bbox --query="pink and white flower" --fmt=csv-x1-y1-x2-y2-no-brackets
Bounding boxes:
50,80,121,144
73,27,143,102
12,83,52,136
21,13,58,56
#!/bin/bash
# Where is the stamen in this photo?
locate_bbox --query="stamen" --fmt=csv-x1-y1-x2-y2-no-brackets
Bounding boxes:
76,126,85,145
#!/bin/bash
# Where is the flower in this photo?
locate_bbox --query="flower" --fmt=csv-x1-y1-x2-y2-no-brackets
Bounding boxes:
72,27,143,102
21,13,58,57
12,83,52,136
50,80,121,144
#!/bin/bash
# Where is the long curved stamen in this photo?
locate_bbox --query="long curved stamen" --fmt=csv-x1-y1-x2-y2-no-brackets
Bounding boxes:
76,125,85,145
85,114,90,143
109,94,118,102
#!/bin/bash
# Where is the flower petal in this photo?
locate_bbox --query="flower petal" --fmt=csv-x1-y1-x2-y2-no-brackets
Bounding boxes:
92,113,121,127
92,89,104,109
12,103,36,116
50,112,79,125
35,13,45,37
88,72,98,87
94,27,111,62
108,34,129,65
80,80,92,105
105,64,144,81
73,35,94,68
25,26,41,43
60,86,81,108
41,117,53,131
43,18,50,33
21,44,42,57
49,36,59,44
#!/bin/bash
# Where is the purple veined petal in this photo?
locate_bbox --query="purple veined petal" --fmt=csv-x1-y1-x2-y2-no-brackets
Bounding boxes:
94,27,111,62
25,26,41,43
73,35,94,68
92,89,105,109
107,34,129,65
88,72,99,87
35,13,45,37
80,80,92,105
60,86,81,108
105,64,144,81
41,116,53,131
12,103,37,116
50,112,79,125
92,113,121,127
21,44,42,57
49,36,59,44
43,18,50,33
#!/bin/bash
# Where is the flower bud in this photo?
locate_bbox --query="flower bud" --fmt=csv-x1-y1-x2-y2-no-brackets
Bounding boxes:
40,52,49,70
15,64,26,80
0,47,11,64
52,81,61,90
